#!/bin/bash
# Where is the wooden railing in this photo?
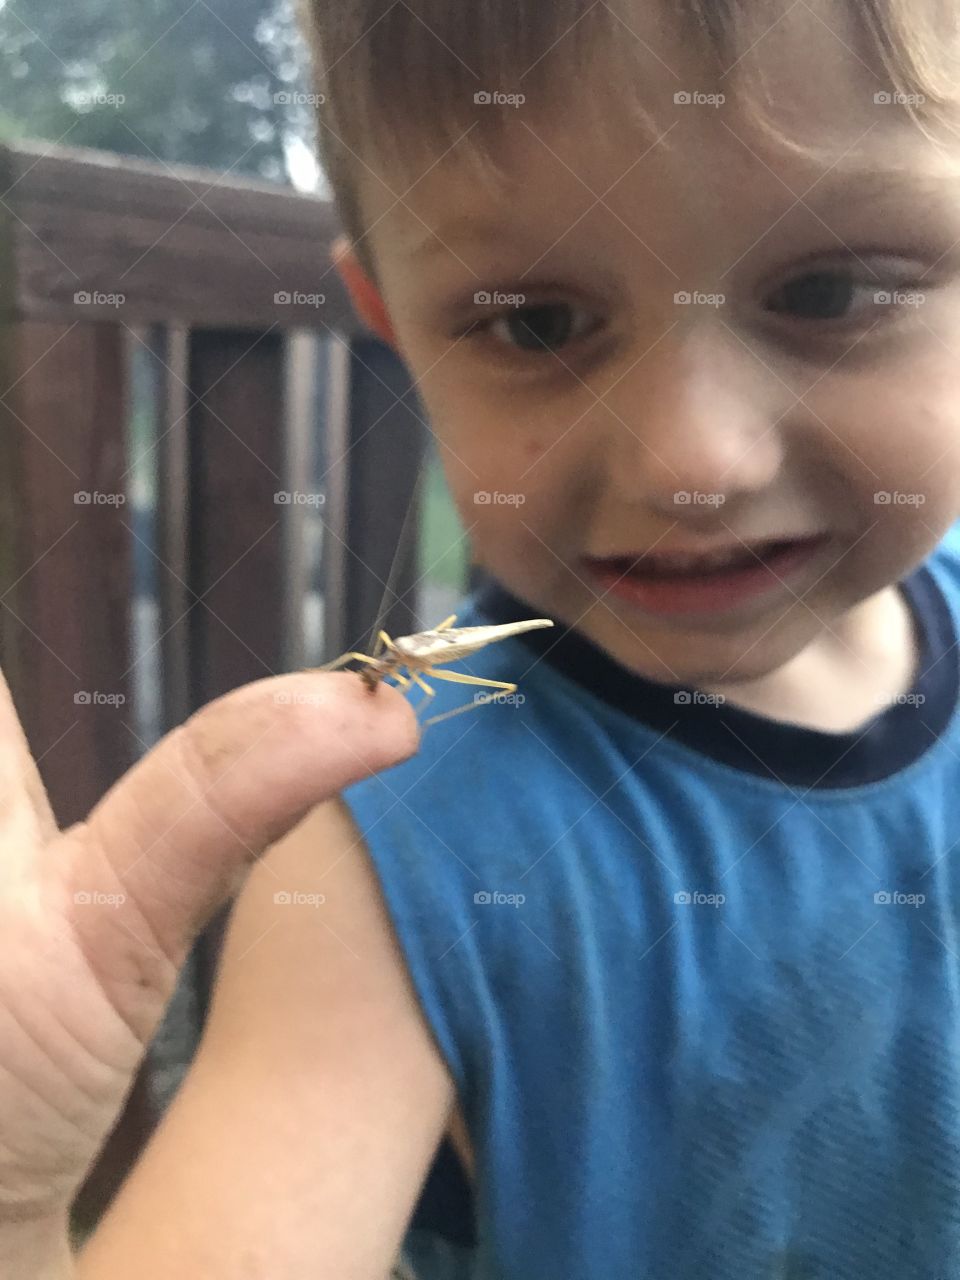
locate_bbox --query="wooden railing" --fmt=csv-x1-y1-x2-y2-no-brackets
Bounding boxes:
0,138,432,1234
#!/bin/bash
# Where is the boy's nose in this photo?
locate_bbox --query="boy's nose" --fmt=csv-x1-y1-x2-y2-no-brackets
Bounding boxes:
597,328,786,512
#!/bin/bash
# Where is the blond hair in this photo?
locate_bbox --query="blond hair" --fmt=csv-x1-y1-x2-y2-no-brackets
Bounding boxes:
304,0,960,282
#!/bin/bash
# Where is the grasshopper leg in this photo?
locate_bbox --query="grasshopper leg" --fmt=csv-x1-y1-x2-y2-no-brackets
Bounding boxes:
419,669,518,728
424,670,517,693
407,671,437,716
422,688,515,728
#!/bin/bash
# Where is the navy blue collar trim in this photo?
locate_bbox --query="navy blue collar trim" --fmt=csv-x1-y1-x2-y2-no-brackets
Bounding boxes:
471,565,958,789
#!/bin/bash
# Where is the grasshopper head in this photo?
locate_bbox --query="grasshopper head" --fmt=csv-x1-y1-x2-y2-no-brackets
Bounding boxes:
360,668,379,691
359,650,398,691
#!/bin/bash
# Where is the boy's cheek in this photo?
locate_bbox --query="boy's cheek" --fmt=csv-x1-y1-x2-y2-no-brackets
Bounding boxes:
453,488,541,552
848,424,960,537
435,436,535,515
445,478,565,588
440,453,579,557
823,366,960,483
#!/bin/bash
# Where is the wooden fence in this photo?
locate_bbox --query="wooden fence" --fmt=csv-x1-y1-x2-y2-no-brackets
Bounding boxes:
0,138,437,1234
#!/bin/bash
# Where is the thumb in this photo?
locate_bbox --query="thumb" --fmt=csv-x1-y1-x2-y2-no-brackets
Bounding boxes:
61,671,417,1021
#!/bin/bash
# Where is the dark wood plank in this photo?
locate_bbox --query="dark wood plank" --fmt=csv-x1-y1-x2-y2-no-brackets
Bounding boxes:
3,141,364,333
322,336,428,660
0,320,135,827
185,328,288,704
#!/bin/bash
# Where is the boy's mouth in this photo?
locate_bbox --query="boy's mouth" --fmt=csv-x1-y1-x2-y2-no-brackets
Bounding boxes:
581,534,831,616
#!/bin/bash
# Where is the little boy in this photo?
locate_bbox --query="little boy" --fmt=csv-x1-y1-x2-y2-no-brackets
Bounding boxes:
312,0,960,1276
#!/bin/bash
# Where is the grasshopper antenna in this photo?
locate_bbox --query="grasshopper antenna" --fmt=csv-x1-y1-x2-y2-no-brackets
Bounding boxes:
363,444,430,656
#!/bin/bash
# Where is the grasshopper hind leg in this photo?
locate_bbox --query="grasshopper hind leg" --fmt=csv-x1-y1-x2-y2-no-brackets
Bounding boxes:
406,671,437,717
422,687,515,729
420,669,518,728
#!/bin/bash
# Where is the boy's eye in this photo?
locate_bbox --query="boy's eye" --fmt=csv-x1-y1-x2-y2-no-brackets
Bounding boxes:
766,271,858,320
764,267,918,323
471,303,601,355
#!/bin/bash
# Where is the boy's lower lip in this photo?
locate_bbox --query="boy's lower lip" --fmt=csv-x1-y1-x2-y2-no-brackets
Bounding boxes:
581,536,831,617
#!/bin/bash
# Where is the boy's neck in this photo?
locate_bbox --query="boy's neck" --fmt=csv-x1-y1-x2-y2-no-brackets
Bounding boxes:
701,585,919,734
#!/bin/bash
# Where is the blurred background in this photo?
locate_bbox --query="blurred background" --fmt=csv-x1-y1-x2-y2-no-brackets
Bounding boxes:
0,0,320,185
0,0,470,739
0,0,474,1255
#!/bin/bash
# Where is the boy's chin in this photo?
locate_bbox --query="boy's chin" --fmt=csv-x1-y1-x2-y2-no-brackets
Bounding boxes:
580,611,811,690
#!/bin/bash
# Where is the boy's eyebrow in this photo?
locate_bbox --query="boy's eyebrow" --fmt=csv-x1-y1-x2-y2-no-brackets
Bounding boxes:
410,215,541,261
808,165,960,211
409,167,960,260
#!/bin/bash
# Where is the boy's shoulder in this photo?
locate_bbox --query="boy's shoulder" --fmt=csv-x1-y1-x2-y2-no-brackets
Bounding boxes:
918,519,960,624
930,518,960,575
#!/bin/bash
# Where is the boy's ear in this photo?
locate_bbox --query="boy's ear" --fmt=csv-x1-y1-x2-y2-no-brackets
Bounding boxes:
329,234,397,348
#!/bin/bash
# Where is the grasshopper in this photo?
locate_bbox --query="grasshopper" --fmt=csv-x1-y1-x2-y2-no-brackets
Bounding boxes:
321,614,554,727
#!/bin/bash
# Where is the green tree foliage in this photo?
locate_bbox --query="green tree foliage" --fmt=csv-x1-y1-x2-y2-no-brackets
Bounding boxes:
0,0,315,181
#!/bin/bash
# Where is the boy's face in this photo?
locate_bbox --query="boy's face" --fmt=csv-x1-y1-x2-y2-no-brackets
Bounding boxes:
333,2,960,687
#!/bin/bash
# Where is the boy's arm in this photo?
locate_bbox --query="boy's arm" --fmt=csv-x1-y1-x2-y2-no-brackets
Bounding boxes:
76,795,456,1279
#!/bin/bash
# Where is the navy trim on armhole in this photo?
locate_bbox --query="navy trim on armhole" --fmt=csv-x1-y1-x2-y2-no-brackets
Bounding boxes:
410,1137,477,1247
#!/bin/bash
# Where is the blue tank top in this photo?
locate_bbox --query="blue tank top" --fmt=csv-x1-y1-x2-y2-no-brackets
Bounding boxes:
341,523,960,1280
